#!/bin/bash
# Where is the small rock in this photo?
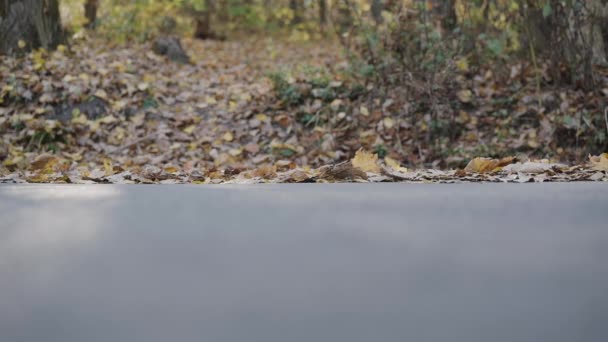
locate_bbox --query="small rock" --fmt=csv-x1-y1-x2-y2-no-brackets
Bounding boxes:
152,36,190,64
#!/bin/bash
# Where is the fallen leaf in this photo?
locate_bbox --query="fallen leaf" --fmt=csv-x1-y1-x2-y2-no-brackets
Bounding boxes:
457,89,473,103
103,158,114,176
352,149,381,173
223,131,234,142
29,154,58,172
465,157,515,173
330,99,342,111
456,57,469,72
360,106,370,116
253,165,277,179
385,157,408,173
183,125,196,135
503,161,567,173
589,153,608,171
383,117,395,129
318,161,368,181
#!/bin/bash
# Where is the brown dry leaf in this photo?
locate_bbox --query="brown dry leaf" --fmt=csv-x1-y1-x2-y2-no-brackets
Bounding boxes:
29,154,59,172
26,173,50,183
589,153,608,171
140,165,167,180
318,161,368,181
253,165,277,179
464,157,515,173
352,149,381,173
285,169,312,183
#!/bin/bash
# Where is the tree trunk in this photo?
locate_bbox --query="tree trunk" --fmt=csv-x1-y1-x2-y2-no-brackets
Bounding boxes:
194,13,212,39
438,0,457,32
84,0,98,29
319,0,327,26
549,0,607,87
0,0,63,55
371,0,383,24
290,0,303,25
185,0,220,40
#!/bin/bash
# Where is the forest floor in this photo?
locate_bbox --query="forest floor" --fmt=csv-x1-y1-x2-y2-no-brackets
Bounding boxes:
0,35,607,184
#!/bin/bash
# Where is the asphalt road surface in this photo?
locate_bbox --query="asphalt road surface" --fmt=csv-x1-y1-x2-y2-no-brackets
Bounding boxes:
1,183,607,342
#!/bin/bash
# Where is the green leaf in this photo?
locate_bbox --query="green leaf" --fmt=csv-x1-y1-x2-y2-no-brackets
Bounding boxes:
278,148,296,157
487,38,504,57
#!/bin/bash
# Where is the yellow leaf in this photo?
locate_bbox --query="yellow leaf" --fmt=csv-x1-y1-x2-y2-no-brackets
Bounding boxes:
385,157,408,173
464,157,515,173
103,159,114,176
456,57,469,72
18,40,26,49
457,89,473,103
228,101,238,112
360,106,370,117
74,115,89,125
589,153,608,171
94,89,108,99
223,131,234,142
383,117,395,129
183,125,196,135
229,148,243,156
255,114,268,122
98,115,118,125
352,149,381,173
29,154,58,172
164,166,179,173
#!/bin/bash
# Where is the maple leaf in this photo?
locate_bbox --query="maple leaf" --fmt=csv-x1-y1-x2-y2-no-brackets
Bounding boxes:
589,153,608,171
352,149,381,173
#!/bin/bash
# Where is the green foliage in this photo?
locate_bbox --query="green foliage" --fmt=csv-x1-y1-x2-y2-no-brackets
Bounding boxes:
373,144,388,158
268,72,302,106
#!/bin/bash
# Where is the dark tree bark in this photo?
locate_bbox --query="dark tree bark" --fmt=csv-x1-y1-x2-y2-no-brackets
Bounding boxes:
84,0,98,29
371,0,383,24
290,0,303,25
194,11,212,39
182,0,223,40
438,0,457,32
319,0,328,26
0,0,63,55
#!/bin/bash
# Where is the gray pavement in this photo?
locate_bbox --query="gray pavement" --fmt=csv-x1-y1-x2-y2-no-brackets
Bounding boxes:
0,183,607,342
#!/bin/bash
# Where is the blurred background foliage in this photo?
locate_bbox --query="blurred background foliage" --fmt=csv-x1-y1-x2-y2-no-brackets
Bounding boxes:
3,0,605,165
57,1,602,69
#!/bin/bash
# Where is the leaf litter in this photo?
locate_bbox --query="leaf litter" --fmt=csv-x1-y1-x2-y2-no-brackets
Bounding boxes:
0,36,607,185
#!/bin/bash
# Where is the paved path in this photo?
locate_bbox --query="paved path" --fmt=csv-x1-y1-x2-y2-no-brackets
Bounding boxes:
1,184,607,342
